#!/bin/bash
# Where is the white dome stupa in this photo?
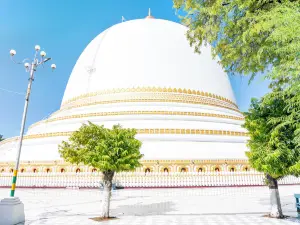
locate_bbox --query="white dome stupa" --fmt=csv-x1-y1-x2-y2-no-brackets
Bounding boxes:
0,15,249,175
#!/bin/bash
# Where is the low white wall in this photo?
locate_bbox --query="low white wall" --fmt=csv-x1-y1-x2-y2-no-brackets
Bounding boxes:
0,172,299,188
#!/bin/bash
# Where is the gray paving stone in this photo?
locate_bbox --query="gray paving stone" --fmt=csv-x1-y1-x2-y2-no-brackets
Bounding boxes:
2,185,300,224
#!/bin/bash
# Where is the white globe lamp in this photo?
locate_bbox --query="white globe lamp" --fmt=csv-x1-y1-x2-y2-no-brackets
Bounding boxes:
35,45,41,51
40,51,46,57
10,49,16,56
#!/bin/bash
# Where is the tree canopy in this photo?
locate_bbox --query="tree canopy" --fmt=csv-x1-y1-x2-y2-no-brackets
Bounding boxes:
59,122,143,172
173,0,300,77
0,134,4,142
173,0,300,159
59,122,143,218
244,90,300,179
243,80,299,218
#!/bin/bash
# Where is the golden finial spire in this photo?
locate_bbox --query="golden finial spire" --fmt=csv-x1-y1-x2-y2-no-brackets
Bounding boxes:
145,8,154,19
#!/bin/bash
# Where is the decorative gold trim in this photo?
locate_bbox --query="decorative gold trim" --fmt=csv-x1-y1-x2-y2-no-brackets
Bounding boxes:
0,159,251,173
0,129,248,146
54,96,241,119
0,159,249,165
0,159,250,172
62,86,238,108
142,159,249,164
28,111,244,130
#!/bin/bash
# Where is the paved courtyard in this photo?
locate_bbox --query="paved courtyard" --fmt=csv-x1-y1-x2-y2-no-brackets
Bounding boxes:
1,185,300,224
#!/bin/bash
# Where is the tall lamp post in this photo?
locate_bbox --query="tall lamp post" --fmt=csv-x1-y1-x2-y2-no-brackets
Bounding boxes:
9,45,56,197
0,46,56,225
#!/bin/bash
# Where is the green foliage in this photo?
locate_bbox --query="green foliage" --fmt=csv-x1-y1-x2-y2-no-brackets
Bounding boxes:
174,0,300,172
265,63,300,148
59,122,143,172
173,0,300,77
0,134,4,142
244,90,300,178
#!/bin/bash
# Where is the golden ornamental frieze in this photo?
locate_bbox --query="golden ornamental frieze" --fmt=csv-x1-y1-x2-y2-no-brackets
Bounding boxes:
141,159,249,164
0,159,249,165
53,95,241,119
0,129,248,146
0,159,249,169
59,98,241,114
28,111,244,130
61,86,238,108
60,92,238,110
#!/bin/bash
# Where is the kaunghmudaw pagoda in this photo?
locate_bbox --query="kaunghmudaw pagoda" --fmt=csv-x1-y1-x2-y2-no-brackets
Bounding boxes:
0,14,250,176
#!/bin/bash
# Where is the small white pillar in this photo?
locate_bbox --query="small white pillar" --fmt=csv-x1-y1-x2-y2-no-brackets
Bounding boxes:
0,197,25,225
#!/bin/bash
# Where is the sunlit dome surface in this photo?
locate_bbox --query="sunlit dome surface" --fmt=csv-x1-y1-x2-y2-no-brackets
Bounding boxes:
62,18,236,105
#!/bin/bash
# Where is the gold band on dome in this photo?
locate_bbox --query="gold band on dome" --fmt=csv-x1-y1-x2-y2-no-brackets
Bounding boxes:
56,98,240,117
54,93,241,119
28,111,244,130
0,129,248,146
0,159,249,167
141,159,249,164
61,86,238,109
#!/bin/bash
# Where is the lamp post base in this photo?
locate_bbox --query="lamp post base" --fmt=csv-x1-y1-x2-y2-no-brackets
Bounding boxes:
0,197,25,225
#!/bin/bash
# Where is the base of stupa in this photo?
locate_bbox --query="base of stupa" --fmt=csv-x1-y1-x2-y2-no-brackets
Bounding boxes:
0,159,250,174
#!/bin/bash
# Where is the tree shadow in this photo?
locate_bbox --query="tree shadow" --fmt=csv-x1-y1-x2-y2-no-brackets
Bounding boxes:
112,201,176,216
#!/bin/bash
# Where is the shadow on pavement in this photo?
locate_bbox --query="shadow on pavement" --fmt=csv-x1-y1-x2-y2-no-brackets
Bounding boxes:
112,201,176,216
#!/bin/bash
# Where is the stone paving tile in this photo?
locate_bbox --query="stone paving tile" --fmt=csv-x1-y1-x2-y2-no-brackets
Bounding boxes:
22,215,300,225
3,186,300,225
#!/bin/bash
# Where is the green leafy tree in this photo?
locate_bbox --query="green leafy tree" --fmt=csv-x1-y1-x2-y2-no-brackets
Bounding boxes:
59,122,143,218
244,82,300,217
0,134,4,142
173,0,300,142
174,0,300,217
173,0,299,76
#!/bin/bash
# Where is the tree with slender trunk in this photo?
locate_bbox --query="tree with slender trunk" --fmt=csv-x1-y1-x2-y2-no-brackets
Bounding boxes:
244,83,300,218
174,0,300,218
59,122,143,218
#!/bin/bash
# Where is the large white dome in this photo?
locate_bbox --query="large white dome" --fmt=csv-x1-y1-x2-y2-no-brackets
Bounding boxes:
62,18,236,105
0,17,249,175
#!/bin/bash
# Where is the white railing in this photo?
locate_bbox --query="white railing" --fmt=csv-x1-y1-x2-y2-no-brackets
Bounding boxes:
0,172,299,188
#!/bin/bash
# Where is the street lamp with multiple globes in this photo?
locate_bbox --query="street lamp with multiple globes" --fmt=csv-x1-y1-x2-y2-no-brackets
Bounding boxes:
0,47,55,225
9,45,56,197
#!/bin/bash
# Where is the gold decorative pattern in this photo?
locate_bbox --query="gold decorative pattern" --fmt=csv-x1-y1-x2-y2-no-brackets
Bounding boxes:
0,159,249,165
0,159,250,173
141,159,249,164
28,111,244,130
0,129,248,146
54,95,241,120
61,86,238,108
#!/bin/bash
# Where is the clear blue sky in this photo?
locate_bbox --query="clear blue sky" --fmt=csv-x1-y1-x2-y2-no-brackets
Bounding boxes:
0,0,269,138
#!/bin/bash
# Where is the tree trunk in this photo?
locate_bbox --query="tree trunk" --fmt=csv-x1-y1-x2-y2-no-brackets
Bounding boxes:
100,170,115,218
266,174,283,218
